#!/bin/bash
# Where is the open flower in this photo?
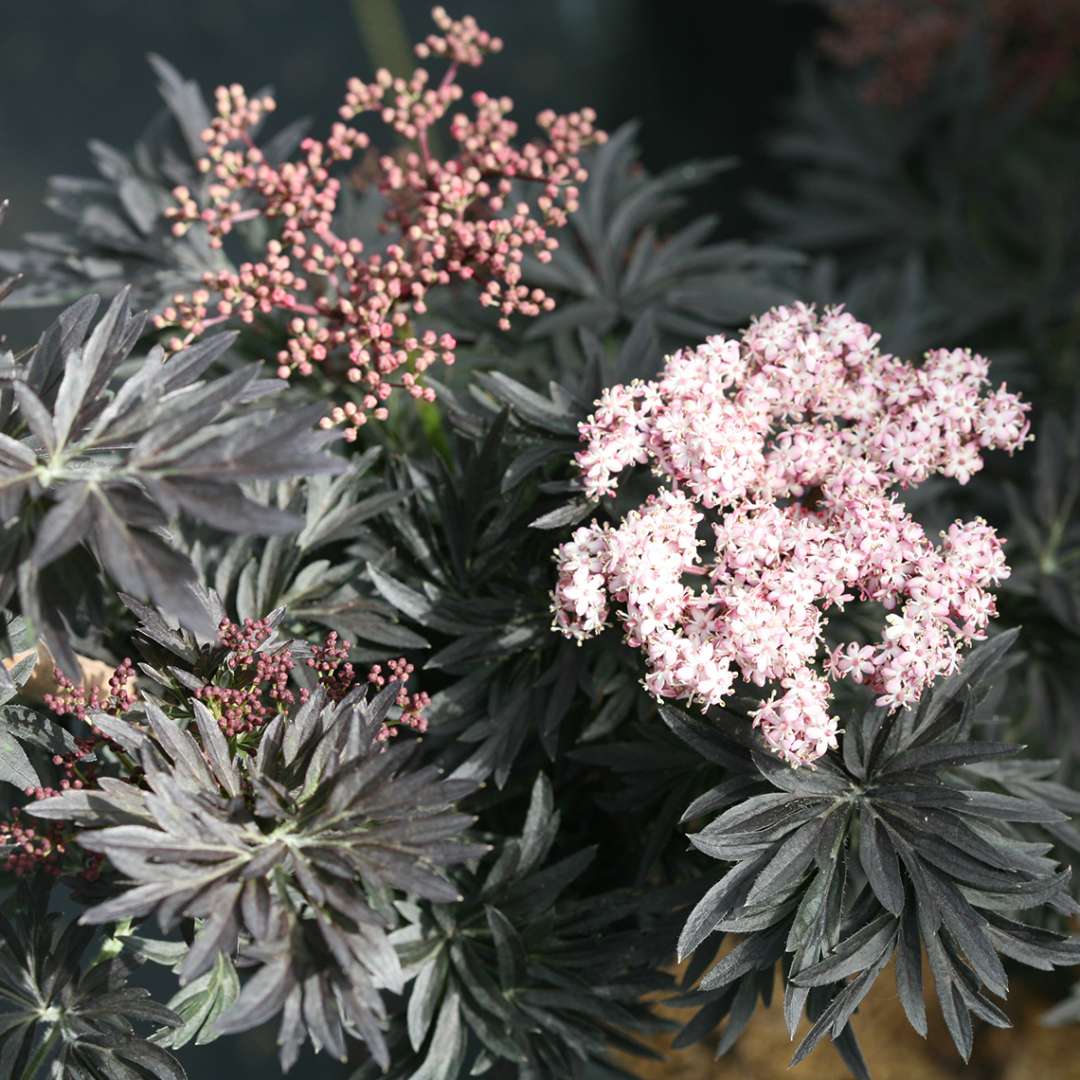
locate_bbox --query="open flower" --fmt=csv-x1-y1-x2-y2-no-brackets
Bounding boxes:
552,303,1029,765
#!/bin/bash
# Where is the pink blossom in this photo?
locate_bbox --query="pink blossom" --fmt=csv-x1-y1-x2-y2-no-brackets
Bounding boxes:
552,303,1030,766
157,8,604,434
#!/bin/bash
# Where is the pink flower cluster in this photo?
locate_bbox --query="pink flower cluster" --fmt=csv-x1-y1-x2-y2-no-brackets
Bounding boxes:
198,618,429,738
306,631,429,737
552,303,1029,766
4,726,104,881
42,657,136,722
0,802,104,882
157,7,603,437
2,663,137,880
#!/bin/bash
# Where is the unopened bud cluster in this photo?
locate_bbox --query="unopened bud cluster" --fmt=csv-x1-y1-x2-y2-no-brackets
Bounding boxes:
200,618,429,738
157,7,603,437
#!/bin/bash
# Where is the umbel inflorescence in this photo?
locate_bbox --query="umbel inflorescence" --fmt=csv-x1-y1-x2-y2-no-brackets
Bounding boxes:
552,303,1030,766
156,7,603,438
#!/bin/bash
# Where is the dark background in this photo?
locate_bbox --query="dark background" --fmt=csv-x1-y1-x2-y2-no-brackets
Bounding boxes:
0,2,824,1075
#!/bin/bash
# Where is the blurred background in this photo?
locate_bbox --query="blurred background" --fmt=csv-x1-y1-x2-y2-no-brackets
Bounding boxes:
3,1,1080,1076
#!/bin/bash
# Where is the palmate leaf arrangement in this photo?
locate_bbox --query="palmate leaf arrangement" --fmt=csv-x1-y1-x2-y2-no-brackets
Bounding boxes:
1,8,1080,1080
